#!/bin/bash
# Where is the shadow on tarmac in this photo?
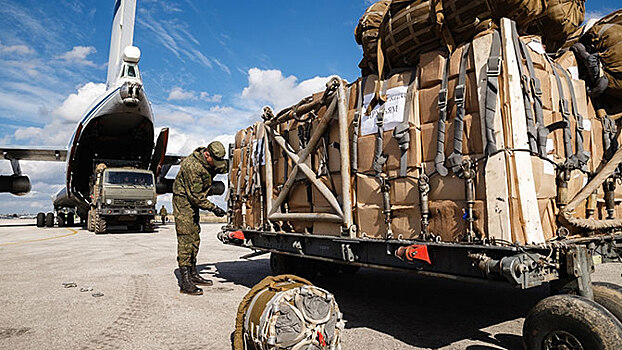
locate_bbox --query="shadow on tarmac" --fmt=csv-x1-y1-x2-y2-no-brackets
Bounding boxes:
211,258,544,350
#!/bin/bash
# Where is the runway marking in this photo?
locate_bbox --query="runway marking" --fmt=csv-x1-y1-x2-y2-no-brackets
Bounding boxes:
0,228,78,247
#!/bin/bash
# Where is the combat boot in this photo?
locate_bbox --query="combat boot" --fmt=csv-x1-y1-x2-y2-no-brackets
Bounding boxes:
179,266,203,295
190,264,213,286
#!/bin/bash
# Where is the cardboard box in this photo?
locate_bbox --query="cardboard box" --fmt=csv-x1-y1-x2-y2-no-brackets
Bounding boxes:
418,72,479,125
420,114,483,162
427,200,486,242
356,126,422,177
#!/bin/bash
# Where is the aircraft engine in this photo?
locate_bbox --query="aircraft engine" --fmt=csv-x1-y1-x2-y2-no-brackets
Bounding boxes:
0,175,31,195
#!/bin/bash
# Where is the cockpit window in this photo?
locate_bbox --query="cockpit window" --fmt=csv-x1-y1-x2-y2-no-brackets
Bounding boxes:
104,171,154,186
122,64,139,79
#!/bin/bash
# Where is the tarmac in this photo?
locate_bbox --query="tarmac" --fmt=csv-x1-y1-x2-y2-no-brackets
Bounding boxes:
0,218,621,350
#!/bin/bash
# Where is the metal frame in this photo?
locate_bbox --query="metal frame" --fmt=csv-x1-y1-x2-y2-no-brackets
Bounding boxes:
262,77,354,236
221,227,622,293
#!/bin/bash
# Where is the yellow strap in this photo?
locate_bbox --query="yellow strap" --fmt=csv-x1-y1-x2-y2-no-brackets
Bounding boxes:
432,0,455,53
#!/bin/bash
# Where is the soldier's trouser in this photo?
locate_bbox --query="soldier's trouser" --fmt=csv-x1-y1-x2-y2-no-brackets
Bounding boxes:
173,194,200,268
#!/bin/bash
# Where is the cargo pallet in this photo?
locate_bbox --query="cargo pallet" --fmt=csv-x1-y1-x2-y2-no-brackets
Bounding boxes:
222,20,622,346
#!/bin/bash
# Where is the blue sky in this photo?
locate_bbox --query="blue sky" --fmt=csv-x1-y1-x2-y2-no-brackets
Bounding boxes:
0,0,616,213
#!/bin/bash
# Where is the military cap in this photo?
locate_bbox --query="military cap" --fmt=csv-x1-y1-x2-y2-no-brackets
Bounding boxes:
207,141,227,169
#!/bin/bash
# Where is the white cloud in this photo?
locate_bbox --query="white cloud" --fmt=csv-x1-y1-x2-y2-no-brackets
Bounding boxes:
0,41,35,55
241,68,330,111
168,87,197,101
200,92,222,103
53,82,106,122
167,86,222,103
57,46,98,67
585,10,606,23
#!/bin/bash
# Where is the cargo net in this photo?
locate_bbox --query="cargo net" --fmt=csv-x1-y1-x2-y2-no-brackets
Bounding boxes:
235,275,344,350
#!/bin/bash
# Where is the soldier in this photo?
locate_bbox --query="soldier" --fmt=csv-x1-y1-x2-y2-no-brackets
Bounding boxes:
173,141,227,295
159,205,167,225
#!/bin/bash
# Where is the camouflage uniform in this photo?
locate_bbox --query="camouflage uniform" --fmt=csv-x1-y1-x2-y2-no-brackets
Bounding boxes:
173,143,227,268
159,205,168,224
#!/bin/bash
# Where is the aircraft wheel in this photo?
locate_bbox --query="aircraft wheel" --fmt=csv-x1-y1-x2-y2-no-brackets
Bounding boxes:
66,214,74,227
593,282,622,323
57,213,66,227
36,213,45,228
94,215,107,234
45,213,54,228
523,294,622,350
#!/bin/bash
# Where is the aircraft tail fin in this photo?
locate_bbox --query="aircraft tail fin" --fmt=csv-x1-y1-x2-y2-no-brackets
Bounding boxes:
106,0,137,88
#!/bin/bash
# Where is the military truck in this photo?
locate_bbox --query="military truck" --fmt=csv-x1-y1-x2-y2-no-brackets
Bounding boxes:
87,163,157,234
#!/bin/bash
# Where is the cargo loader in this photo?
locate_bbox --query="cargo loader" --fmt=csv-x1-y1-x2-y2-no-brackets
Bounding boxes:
221,19,622,349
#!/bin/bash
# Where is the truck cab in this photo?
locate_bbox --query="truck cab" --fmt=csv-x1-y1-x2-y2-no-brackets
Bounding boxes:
88,164,156,234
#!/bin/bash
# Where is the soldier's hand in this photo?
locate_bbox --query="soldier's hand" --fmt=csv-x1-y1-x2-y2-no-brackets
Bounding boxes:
212,207,226,217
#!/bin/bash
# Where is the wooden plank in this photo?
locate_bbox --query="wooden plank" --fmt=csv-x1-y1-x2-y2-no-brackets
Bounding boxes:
500,18,545,244
472,31,513,242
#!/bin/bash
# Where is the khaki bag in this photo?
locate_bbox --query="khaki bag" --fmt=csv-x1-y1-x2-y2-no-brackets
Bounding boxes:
441,0,546,45
378,0,441,69
377,0,547,71
355,0,390,75
581,9,622,99
535,0,586,52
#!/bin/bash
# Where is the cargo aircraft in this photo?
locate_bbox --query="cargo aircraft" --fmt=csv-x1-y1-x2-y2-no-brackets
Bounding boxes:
0,0,180,225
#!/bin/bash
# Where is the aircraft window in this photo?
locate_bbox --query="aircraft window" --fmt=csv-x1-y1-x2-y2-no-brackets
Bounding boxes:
104,172,154,186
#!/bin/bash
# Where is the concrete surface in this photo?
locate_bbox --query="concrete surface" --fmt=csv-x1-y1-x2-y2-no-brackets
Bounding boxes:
0,218,621,350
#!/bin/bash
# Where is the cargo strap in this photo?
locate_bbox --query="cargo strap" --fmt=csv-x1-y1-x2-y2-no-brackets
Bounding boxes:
447,42,471,176
236,131,248,198
392,70,417,177
557,64,590,171
549,62,578,169
483,30,501,156
518,38,548,157
372,80,390,175
282,128,290,184
432,0,456,53
595,101,619,161
244,126,256,196
352,77,366,173
510,22,538,154
434,50,452,176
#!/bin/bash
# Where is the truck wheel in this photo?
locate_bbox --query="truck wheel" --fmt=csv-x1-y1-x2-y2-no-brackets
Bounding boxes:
87,210,94,232
523,294,622,350
593,282,622,323
143,219,155,233
45,213,54,228
36,213,45,228
270,253,296,275
94,215,107,234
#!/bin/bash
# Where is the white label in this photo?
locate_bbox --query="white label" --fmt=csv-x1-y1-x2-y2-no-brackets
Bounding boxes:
360,85,409,136
546,138,555,153
583,176,588,187
583,119,592,132
528,40,546,55
543,158,555,176
568,66,579,81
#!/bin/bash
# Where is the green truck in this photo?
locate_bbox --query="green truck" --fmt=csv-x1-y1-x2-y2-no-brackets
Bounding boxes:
87,164,157,234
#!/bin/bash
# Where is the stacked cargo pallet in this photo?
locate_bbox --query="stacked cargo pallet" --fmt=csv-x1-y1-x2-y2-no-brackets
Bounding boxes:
228,1,622,245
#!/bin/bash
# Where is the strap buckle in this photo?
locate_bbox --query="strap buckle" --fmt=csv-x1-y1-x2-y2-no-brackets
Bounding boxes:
576,116,585,132
531,78,543,97
487,57,501,77
560,100,570,117
454,84,465,105
438,89,448,109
